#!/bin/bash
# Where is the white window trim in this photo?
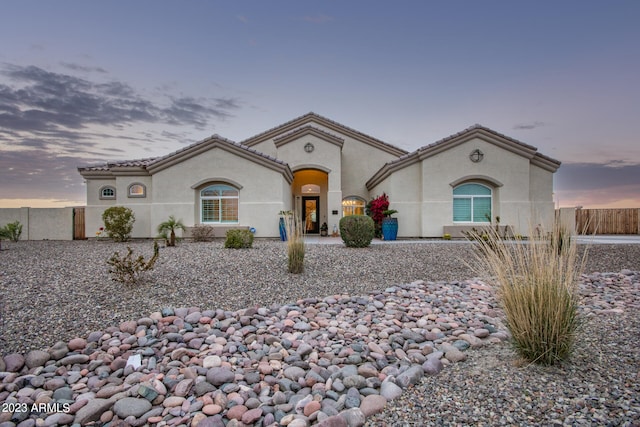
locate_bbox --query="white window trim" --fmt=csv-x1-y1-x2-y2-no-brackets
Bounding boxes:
200,184,239,224
342,196,366,217
99,186,116,200
453,184,492,223
128,183,147,198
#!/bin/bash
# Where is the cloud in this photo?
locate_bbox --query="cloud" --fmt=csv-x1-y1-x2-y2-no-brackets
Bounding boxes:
556,162,640,191
555,162,640,208
59,62,108,73
237,15,248,24
0,63,242,206
513,121,545,130
0,64,240,136
0,149,90,201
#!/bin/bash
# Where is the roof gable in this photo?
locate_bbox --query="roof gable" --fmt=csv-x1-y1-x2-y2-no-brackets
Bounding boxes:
274,125,344,149
79,135,294,183
366,124,561,190
241,112,408,157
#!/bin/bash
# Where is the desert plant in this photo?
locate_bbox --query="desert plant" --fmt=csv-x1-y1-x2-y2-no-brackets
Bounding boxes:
191,224,215,242
0,226,10,250
462,216,509,255
224,229,254,249
284,215,305,273
551,225,572,256
2,221,22,242
157,216,186,247
102,206,135,242
366,193,389,238
469,223,586,365
339,215,375,248
107,241,159,285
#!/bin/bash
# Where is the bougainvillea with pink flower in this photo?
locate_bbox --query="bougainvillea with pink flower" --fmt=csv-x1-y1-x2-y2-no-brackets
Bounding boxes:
366,193,389,237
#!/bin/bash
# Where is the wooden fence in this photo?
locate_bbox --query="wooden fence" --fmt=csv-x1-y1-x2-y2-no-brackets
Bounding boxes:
575,208,640,235
73,207,86,240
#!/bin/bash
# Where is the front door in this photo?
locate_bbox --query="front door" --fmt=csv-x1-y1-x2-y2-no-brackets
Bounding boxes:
302,196,320,234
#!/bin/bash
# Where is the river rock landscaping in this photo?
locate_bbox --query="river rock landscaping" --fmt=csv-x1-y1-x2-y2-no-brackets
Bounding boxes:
0,240,639,426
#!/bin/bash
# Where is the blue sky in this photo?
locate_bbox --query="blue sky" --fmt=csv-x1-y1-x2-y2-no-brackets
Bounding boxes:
1,1,639,208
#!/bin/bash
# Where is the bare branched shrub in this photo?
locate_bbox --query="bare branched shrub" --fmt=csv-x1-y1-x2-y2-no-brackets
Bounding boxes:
107,241,159,285
191,225,215,242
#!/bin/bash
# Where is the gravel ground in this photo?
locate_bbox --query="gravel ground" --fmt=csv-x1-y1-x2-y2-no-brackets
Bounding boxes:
1,239,639,426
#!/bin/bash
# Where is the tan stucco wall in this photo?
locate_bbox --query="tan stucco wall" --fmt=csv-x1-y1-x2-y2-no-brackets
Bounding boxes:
81,121,557,239
529,164,556,231
339,136,399,201
369,161,423,237
151,147,290,237
279,134,344,231
370,136,556,237
0,207,74,240
246,118,401,223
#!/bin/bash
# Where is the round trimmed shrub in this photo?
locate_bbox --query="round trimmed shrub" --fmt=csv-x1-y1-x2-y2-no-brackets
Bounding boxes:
339,215,375,248
224,229,254,249
102,206,135,242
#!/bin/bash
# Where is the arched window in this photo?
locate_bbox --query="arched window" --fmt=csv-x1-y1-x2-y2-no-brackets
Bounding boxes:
342,196,366,216
100,186,116,200
453,183,492,222
200,184,239,223
128,183,146,198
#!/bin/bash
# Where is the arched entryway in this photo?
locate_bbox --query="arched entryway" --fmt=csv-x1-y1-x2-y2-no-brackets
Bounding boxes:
291,169,328,234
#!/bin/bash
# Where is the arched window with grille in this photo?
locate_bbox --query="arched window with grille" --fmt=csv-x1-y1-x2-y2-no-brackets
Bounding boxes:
200,184,239,223
100,186,116,200
453,183,492,222
342,196,366,216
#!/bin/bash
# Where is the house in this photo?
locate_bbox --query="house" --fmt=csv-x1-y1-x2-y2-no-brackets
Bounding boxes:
78,112,560,238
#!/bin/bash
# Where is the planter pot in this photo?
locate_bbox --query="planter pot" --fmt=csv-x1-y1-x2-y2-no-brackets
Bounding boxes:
382,217,398,241
279,217,287,241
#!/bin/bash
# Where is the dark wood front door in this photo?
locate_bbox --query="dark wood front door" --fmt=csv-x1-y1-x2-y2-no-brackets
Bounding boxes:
302,196,320,234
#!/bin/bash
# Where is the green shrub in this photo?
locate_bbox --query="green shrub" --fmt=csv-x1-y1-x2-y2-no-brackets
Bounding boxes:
107,241,159,285
470,223,586,365
284,216,305,273
102,207,135,242
0,226,10,250
339,215,375,248
224,229,254,249
191,224,215,242
1,221,23,242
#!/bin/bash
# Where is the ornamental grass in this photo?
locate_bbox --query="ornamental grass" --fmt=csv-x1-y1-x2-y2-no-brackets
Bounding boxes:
285,214,305,274
470,222,587,365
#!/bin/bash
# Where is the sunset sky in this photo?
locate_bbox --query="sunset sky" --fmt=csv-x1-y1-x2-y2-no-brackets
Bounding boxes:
1,1,639,209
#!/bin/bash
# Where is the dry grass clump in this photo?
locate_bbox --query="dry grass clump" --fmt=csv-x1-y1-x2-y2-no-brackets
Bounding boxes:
470,223,586,365
285,215,305,274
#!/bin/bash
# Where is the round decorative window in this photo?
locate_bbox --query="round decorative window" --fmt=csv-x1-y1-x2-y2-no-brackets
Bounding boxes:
470,149,484,163
304,142,315,153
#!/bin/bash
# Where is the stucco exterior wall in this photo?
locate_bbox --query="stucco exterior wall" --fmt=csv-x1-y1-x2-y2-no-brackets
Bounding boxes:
0,208,29,239
151,147,289,237
370,162,423,237
420,138,533,236
79,117,559,239
87,179,117,205
0,207,74,240
529,164,556,231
